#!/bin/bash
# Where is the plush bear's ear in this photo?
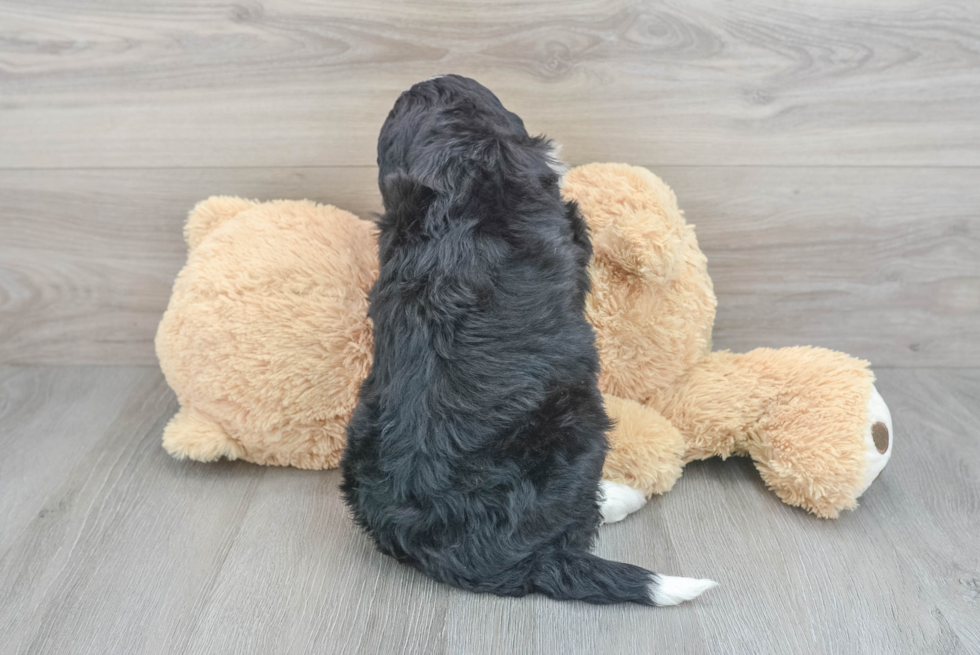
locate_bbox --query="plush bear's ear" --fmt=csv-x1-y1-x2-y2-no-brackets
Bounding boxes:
591,216,682,283
184,196,256,251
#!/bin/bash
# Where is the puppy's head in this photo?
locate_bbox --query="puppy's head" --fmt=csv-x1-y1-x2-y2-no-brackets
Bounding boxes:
377,75,565,218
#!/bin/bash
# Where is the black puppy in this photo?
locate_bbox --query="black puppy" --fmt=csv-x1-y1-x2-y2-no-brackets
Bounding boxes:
341,75,716,605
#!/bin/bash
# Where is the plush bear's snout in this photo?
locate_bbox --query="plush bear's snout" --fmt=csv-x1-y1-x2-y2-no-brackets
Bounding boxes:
872,422,889,454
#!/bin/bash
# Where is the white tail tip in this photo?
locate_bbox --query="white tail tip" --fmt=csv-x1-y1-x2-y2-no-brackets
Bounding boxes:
650,575,719,606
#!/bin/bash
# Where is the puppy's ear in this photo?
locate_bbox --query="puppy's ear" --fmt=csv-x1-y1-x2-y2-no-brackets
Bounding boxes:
541,140,568,181
527,137,567,189
377,172,436,258
380,170,435,220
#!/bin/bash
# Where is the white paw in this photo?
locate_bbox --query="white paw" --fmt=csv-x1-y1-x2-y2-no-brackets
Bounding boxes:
598,480,647,524
649,575,719,606
856,384,893,497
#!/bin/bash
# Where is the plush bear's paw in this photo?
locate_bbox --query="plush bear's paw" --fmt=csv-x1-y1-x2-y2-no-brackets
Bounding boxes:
856,384,893,497
598,480,647,524
162,406,244,463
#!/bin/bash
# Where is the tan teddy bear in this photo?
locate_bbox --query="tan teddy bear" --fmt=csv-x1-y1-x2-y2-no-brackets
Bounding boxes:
156,164,892,519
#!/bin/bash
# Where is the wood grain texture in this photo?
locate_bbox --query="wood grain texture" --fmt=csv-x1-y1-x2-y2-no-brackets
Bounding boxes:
669,166,980,367
0,166,379,366
1,0,979,168
2,166,977,366
3,1,978,651
2,0,979,366
1,366,977,654
0,366,160,554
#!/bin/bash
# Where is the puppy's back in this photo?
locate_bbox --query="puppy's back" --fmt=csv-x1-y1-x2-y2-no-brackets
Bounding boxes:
341,75,716,606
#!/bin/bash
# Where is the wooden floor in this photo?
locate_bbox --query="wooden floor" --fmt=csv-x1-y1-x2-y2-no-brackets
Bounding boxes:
2,0,979,653
0,366,977,654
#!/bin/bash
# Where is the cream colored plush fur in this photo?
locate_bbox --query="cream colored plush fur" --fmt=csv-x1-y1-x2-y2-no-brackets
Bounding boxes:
564,164,882,517
157,164,888,518
157,199,376,469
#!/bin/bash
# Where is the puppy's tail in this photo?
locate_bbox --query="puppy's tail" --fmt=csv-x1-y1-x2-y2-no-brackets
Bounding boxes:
532,549,717,606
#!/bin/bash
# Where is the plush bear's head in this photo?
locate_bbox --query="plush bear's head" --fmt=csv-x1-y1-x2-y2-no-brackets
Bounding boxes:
156,197,377,469
562,164,717,404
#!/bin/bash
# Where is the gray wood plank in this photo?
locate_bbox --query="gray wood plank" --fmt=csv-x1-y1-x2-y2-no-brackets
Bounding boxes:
1,366,977,654
670,166,980,367
0,166,379,366
2,0,978,168
0,366,159,555
2,166,977,367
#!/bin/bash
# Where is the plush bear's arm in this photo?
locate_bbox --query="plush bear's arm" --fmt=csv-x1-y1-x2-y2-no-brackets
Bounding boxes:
601,394,685,498
647,347,893,518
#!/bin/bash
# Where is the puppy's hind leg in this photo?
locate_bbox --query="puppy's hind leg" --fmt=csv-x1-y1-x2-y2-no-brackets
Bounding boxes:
598,480,647,524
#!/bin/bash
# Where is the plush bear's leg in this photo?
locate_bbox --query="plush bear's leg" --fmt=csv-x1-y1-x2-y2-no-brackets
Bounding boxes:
600,395,685,523
162,406,245,463
648,347,890,518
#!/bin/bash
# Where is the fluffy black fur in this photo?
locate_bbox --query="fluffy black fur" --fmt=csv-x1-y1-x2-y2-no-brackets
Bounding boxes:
340,75,657,604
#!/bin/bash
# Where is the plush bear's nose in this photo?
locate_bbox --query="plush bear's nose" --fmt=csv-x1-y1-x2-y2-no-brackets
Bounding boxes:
872,421,890,454
856,385,894,499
